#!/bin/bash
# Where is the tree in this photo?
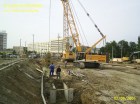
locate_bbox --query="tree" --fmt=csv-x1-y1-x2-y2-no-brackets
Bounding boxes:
100,40,138,58
23,47,28,54
2,52,6,58
137,36,140,50
118,40,130,57
100,41,120,58
12,50,17,55
129,42,137,53
45,52,51,66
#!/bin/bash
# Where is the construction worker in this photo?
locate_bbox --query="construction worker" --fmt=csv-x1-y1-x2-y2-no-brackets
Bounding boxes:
64,61,67,68
49,63,55,76
56,65,61,79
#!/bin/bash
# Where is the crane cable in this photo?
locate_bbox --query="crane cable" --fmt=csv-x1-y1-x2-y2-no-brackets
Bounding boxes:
77,0,105,38
69,0,84,46
69,0,89,46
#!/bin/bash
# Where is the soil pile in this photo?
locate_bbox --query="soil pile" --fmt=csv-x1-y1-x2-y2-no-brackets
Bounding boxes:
0,60,42,104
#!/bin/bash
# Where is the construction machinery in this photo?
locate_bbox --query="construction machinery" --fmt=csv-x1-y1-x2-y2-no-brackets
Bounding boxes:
74,35,107,68
61,0,108,68
62,39,75,61
129,51,140,63
61,0,81,62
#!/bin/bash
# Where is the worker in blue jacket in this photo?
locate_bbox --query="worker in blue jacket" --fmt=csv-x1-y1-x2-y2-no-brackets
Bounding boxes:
49,63,55,76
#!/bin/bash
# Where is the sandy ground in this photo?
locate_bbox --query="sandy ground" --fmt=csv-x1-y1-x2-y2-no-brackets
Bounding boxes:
62,63,140,104
0,58,140,104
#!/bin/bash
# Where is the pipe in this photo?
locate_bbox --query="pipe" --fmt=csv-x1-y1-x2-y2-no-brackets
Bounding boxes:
41,73,47,104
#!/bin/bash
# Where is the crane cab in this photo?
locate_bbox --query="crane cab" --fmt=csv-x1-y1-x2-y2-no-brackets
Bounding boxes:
62,51,75,62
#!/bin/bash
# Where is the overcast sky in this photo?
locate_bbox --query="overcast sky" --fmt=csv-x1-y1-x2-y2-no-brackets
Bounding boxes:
0,0,140,48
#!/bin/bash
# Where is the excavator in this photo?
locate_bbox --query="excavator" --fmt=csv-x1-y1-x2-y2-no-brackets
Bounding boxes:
61,0,108,68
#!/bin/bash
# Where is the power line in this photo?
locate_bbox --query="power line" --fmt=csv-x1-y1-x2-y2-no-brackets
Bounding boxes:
33,34,34,52
69,0,84,45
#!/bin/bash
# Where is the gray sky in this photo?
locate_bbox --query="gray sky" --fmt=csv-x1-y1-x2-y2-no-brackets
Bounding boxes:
0,0,140,48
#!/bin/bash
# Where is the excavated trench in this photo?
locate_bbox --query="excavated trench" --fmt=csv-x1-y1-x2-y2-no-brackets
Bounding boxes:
2,59,139,104
44,78,68,104
0,60,43,104
43,74,84,104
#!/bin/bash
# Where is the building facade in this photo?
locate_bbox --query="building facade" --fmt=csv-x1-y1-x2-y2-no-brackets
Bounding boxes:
13,46,24,54
28,42,48,53
0,31,7,50
50,38,65,53
27,37,74,54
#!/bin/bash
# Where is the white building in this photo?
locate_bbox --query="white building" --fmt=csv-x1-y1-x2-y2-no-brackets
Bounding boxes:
50,38,64,53
28,42,48,53
27,37,74,54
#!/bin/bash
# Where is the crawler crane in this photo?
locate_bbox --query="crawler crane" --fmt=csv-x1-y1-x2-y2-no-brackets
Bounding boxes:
61,0,108,68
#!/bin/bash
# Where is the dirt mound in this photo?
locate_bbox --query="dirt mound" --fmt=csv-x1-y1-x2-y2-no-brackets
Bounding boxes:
0,60,42,104
62,66,140,104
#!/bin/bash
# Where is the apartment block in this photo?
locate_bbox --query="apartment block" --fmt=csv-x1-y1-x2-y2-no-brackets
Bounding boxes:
0,31,7,50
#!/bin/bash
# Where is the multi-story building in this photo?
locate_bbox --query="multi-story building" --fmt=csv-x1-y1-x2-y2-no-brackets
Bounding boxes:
0,31,7,50
50,38,65,53
49,37,74,53
28,42,48,53
27,37,74,54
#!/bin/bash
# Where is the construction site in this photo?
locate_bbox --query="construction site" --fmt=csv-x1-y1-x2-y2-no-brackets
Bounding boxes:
0,54,140,104
0,0,140,104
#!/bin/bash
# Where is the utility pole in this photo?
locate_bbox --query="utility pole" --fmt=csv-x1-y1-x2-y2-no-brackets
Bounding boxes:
33,34,34,52
41,49,43,58
32,34,35,59
121,41,123,58
25,41,26,47
121,46,122,58
58,34,60,58
112,46,113,59
20,38,21,56
62,38,63,53
47,42,49,52
48,0,51,52
24,41,27,55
